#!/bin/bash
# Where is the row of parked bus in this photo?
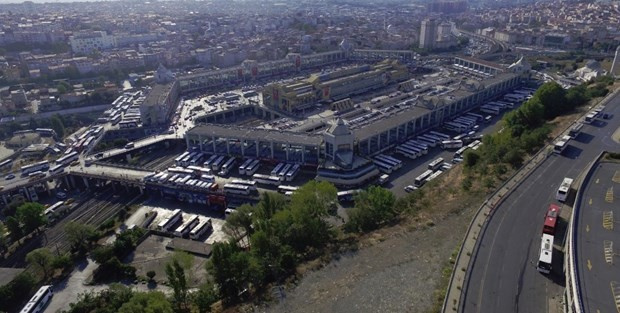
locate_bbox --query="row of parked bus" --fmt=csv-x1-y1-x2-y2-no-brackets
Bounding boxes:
372,154,403,174
269,162,301,182
156,209,213,240
144,170,220,192
404,158,449,192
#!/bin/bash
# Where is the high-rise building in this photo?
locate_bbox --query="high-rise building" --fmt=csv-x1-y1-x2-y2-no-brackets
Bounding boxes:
611,46,620,77
419,18,438,50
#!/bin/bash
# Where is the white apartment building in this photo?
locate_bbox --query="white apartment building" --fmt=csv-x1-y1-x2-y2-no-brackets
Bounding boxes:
69,31,116,54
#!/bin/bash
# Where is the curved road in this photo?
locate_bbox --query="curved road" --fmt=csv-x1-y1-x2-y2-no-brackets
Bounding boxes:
462,92,620,312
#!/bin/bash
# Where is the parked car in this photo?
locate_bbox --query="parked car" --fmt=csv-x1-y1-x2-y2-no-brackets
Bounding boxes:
5,173,15,180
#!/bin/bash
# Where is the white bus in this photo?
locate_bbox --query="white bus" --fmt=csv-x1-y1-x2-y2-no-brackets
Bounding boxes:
375,155,402,170
21,161,50,176
454,146,470,158
44,201,66,220
337,190,360,202
416,137,436,148
231,179,258,191
285,164,301,181
203,154,218,168
553,140,569,154
271,163,285,176
537,233,554,274
465,112,484,121
180,152,196,167
218,157,236,176
426,170,443,182
584,112,596,124
396,146,418,159
414,170,433,187
189,153,204,166
200,174,216,183
211,155,226,171
175,151,191,166
190,218,213,240
253,174,282,186
429,131,450,140
441,140,463,149
223,184,251,195
49,164,65,175
278,164,292,178
157,209,182,231
278,185,299,194
20,285,53,313
569,123,583,139
428,157,445,171
444,121,468,132
480,105,500,115
406,141,429,154
556,177,573,202
245,159,261,176
174,215,200,237
57,151,79,165
400,144,422,157
238,158,253,176
419,134,441,144
373,159,393,174
504,93,525,103
0,158,12,169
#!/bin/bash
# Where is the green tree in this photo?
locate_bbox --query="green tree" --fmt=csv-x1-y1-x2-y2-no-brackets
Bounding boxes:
16,202,47,234
463,150,481,168
50,115,65,138
166,259,189,311
0,222,7,252
171,251,194,271
146,270,156,282
5,216,23,241
64,221,98,252
209,241,259,303
118,291,173,313
224,204,254,238
533,82,567,119
26,248,54,279
346,186,396,233
193,281,219,313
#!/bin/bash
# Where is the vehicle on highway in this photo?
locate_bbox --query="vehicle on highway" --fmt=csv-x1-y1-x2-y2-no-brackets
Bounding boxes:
124,142,135,149
377,174,389,185
602,113,612,119
5,173,15,180
543,204,561,235
95,152,104,158
556,177,573,202
537,233,554,274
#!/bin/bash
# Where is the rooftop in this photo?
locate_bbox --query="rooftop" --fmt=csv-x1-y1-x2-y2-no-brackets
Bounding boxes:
187,124,323,146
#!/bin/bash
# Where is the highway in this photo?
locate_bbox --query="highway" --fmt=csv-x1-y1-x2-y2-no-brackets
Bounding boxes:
462,91,620,313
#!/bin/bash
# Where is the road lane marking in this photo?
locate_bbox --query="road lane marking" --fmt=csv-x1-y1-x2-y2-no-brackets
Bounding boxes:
605,240,614,265
596,178,600,184
590,198,593,205
587,259,592,270
610,281,620,313
587,224,590,232
607,187,614,203
613,171,620,183
604,211,614,230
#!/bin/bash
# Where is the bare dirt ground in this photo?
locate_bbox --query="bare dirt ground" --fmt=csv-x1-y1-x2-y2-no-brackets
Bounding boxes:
245,168,485,313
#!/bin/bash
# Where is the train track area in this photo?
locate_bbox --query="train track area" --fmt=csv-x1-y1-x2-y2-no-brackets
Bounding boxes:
1,186,144,267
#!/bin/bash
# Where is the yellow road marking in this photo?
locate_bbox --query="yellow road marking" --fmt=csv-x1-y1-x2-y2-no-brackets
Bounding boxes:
588,259,592,270
607,187,614,203
613,171,620,183
610,281,620,313
604,211,614,230
605,241,614,264
590,198,593,205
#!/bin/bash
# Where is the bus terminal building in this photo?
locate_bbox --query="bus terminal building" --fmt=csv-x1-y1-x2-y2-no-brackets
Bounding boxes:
185,56,529,187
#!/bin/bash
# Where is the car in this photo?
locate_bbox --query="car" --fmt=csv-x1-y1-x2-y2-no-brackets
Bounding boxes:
452,157,464,164
5,173,15,180
56,192,67,200
404,185,417,193
0,186,3,191
602,113,612,119
95,153,104,158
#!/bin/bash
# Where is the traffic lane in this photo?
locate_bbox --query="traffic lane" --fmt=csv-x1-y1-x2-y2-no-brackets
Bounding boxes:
464,123,612,312
464,155,564,313
576,164,619,313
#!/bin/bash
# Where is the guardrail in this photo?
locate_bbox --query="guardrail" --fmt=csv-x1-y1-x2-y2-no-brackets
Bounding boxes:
443,88,620,313
566,151,605,313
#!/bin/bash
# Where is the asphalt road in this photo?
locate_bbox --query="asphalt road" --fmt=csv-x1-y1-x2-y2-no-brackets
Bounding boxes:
462,92,620,313
575,162,620,313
